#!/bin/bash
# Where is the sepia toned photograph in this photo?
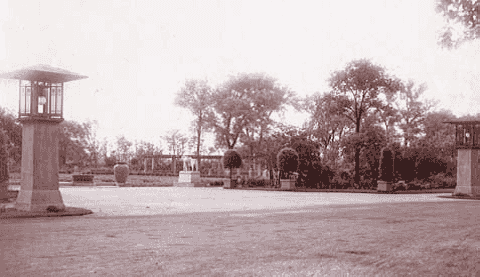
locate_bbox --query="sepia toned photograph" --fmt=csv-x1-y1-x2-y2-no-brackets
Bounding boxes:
1,0,480,275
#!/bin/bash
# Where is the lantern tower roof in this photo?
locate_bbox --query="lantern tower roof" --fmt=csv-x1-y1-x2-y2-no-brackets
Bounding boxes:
0,64,88,83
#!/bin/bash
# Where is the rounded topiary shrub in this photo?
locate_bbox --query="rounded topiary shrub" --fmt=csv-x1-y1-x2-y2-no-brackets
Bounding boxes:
223,149,242,180
379,148,394,182
114,162,130,185
0,130,8,183
277,147,299,179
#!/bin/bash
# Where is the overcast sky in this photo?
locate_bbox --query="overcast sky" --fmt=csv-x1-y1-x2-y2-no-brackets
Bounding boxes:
0,0,479,153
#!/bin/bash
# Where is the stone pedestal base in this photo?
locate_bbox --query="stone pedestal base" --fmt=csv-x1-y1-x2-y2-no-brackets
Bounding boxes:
15,189,65,212
17,121,65,212
454,149,480,197
176,171,201,187
223,179,234,189
280,179,295,190
377,181,392,192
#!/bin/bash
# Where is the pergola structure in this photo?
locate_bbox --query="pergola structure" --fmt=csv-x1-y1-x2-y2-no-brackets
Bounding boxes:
142,154,223,174
0,64,87,211
444,120,480,196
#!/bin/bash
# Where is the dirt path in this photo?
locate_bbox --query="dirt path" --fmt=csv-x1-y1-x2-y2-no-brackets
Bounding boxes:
1,188,479,276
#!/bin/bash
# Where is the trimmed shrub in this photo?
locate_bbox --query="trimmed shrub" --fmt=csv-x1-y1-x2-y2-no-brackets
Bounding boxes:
209,181,224,186
0,130,9,183
244,179,271,187
223,150,242,181
430,173,456,188
277,147,299,179
379,148,394,182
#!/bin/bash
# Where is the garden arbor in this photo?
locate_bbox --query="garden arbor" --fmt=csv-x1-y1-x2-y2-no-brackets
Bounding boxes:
0,64,87,211
445,120,480,196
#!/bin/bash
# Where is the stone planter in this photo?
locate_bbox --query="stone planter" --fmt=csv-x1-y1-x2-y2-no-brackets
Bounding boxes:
114,163,129,187
280,179,295,190
377,180,392,192
223,179,236,189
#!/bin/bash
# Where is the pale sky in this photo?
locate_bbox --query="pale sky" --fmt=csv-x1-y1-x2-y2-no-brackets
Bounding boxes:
0,0,479,153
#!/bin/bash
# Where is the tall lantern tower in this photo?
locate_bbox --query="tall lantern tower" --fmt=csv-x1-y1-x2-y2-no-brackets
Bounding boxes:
0,64,87,211
445,120,480,197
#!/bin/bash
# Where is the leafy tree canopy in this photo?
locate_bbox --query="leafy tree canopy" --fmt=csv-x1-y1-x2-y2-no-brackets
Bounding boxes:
436,0,480,48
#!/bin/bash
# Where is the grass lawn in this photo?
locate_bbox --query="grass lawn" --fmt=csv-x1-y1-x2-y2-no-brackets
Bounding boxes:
1,195,480,276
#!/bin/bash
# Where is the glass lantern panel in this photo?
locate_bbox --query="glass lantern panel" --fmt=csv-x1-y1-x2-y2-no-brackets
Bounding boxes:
475,125,480,147
56,87,62,114
50,87,56,114
457,125,463,146
465,125,472,146
25,87,31,114
20,87,25,114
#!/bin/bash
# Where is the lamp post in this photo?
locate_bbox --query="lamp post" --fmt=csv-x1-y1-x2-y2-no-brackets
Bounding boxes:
0,64,87,211
444,120,480,197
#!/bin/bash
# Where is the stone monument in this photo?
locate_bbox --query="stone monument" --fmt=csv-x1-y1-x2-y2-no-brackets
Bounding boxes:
0,64,87,211
445,120,480,196
176,155,202,187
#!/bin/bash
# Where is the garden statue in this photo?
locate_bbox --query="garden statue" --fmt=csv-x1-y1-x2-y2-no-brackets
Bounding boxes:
177,155,201,187
182,156,198,172
182,155,188,171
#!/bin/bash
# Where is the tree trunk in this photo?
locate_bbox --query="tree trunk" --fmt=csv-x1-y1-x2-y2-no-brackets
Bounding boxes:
197,127,201,173
355,119,361,186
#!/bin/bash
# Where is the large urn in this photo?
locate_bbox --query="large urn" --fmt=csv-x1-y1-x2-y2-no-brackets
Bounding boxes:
114,162,129,187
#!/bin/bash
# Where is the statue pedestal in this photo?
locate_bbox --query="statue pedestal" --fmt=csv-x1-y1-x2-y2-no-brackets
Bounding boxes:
176,171,202,187
16,122,65,212
454,149,480,196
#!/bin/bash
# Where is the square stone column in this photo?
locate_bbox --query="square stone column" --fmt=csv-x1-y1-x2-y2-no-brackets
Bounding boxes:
454,149,480,196
16,121,65,211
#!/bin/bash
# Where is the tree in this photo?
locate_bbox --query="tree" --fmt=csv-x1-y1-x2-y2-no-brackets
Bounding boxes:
0,106,22,170
209,73,294,151
60,120,90,166
223,149,242,182
328,59,401,185
162,129,189,157
374,103,400,145
115,135,133,163
395,80,438,147
340,121,387,187
402,110,457,180
436,0,480,48
304,93,352,167
132,140,162,170
0,128,9,183
174,79,213,170
81,120,101,168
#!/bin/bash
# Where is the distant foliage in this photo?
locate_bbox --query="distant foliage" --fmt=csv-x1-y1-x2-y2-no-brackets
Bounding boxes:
0,129,9,183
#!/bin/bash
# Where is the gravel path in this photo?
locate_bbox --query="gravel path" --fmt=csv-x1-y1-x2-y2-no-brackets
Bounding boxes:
59,187,459,217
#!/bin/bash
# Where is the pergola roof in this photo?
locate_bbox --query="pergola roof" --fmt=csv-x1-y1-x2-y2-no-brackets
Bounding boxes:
0,64,88,83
